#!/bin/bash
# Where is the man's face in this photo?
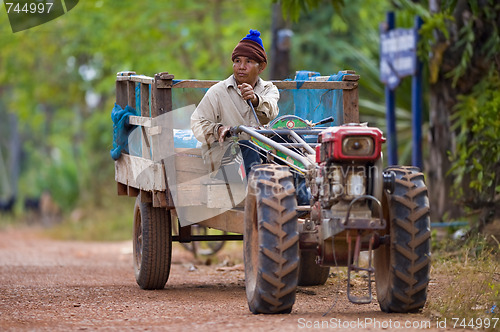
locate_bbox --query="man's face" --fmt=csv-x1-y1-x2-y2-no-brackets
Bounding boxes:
233,56,266,86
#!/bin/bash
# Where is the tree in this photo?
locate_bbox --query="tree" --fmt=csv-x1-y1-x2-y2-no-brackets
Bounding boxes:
279,0,419,163
424,0,500,222
0,0,273,211
278,0,500,223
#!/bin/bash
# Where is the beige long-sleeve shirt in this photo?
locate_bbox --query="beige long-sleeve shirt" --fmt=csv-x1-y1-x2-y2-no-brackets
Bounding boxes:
190,75,279,172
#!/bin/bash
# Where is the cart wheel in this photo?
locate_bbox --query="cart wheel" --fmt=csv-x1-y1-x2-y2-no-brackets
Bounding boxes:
374,166,431,313
133,193,172,290
244,165,299,314
298,250,330,286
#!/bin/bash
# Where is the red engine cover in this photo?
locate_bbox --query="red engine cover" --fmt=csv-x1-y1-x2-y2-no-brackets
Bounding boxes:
317,125,386,162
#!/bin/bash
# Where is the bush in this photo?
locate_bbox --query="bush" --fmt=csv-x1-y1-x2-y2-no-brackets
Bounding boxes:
449,71,500,211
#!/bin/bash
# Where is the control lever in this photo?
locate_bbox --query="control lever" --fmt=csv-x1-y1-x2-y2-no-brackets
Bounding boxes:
247,99,262,128
312,116,334,127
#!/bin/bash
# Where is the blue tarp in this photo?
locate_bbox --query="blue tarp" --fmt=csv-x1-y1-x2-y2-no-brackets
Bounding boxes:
110,103,137,160
279,70,349,125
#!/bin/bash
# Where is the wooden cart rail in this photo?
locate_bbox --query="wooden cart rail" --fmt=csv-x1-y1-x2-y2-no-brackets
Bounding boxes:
116,71,360,123
114,71,360,212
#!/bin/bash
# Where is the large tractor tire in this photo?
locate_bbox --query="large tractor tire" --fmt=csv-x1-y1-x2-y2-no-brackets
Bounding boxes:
298,250,330,286
374,166,431,313
133,193,172,290
244,165,299,314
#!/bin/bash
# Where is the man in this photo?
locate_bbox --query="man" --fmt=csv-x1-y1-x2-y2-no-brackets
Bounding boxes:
190,29,279,178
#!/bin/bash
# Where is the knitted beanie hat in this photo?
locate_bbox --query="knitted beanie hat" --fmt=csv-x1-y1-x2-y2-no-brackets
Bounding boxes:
231,29,267,64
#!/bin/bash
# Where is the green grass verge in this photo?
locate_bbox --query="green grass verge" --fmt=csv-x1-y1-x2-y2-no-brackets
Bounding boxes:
44,195,136,242
425,233,500,330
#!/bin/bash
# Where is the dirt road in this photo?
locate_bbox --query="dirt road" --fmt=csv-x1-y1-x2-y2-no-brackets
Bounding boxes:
0,227,447,331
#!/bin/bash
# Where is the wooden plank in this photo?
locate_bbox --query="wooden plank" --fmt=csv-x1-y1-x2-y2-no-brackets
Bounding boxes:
206,183,246,209
116,71,136,79
117,182,128,196
175,152,206,173
172,147,208,187
171,80,219,89
342,87,359,124
156,191,170,208
176,171,207,184
141,190,152,203
198,209,244,234
114,154,166,191
131,75,154,85
273,80,357,90
151,72,173,117
116,75,154,84
160,163,175,208
175,147,202,156
116,72,135,120
128,115,152,128
140,83,150,159
116,80,128,109
148,126,162,136
151,72,176,211
127,186,139,197
169,79,356,90
125,74,359,90
140,83,150,116
151,73,173,161
127,81,136,109
175,183,207,206
342,75,360,81
309,74,360,82
155,73,175,88
152,190,168,208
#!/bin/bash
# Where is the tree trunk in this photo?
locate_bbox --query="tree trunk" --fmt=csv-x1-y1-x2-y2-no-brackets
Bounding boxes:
427,79,459,220
270,4,292,80
426,0,499,220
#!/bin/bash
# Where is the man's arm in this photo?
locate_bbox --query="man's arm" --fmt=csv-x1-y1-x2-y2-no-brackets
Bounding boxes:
190,92,222,146
254,83,279,124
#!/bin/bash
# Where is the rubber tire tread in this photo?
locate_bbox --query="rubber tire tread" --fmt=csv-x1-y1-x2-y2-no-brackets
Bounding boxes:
374,166,431,313
133,194,172,290
244,165,299,314
298,250,330,286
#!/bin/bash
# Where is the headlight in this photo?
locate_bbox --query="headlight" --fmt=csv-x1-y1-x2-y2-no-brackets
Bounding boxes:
342,136,374,156
318,126,385,162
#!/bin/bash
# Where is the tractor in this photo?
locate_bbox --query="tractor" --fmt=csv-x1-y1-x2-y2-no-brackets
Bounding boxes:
112,70,431,314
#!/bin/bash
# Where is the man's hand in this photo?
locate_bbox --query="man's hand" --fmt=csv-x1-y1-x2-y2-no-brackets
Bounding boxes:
217,125,231,144
238,83,258,106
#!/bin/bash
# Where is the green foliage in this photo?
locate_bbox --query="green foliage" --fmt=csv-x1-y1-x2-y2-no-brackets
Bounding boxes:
446,0,500,87
391,0,454,84
394,0,500,88
0,0,274,214
448,71,500,206
277,0,345,22
288,0,423,165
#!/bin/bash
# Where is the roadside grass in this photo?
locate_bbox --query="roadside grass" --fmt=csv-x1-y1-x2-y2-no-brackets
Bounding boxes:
426,232,500,329
0,213,19,230
44,195,136,242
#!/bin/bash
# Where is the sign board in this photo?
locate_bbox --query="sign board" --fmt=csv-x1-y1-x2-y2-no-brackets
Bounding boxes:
380,28,417,90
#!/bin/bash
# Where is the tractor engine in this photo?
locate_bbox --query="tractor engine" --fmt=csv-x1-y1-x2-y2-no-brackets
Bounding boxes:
306,124,388,266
